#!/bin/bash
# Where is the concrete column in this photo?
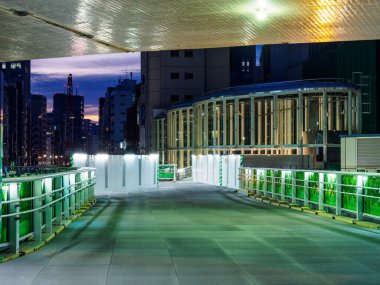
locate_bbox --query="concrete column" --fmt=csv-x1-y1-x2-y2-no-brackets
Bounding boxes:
187,109,191,149
328,97,333,130
241,102,245,146
257,101,262,145
298,93,303,157
348,91,353,135
356,91,362,133
229,103,234,145
250,96,255,146
322,91,328,164
264,100,268,146
213,101,217,151
234,98,239,146
273,95,277,146
222,99,227,150
336,98,341,131
204,104,208,148
304,96,309,131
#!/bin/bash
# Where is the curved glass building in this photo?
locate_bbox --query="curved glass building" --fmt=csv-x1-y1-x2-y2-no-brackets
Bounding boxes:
155,80,361,168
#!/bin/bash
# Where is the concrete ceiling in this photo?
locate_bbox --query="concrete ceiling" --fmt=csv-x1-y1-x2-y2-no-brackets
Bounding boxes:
0,0,379,61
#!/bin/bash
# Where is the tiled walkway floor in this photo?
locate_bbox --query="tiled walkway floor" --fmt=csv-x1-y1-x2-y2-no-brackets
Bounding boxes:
1,183,380,285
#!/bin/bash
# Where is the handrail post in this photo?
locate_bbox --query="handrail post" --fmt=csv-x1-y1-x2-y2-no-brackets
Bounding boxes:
69,174,76,215
304,172,309,207
62,175,70,219
336,174,342,216
75,173,81,210
45,177,53,232
271,171,276,200
319,173,324,211
33,179,43,242
291,172,296,204
356,175,364,221
263,170,267,197
9,183,20,253
280,171,285,201
54,176,63,225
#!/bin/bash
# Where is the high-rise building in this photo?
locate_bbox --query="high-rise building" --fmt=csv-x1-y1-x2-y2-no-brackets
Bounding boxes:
46,112,57,165
52,75,84,161
31,94,47,165
98,78,137,153
83,119,99,155
1,61,31,166
140,47,256,154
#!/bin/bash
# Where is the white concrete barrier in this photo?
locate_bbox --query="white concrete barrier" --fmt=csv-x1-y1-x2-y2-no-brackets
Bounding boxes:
192,154,241,189
72,154,159,194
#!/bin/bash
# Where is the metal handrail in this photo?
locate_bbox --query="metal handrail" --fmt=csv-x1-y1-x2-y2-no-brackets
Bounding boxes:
238,167,380,221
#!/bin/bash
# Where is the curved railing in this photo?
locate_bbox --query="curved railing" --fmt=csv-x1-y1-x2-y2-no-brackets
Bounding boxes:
239,167,380,222
0,168,96,255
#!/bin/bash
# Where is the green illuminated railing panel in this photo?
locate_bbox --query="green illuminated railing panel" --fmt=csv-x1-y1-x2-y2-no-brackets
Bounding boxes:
364,177,380,216
0,168,96,253
239,167,380,222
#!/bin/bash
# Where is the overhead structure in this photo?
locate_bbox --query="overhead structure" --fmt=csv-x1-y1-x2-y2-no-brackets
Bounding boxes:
0,0,380,61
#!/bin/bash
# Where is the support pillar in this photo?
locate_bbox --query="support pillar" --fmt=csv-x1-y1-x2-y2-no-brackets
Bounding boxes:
234,98,239,146
348,91,353,135
250,96,255,146
322,91,328,164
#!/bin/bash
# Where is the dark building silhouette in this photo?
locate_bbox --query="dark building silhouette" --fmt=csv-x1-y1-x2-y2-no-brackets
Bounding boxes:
1,61,31,166
31,94,47,165
98,78,137,154
260,40,380,133
52,75,84,161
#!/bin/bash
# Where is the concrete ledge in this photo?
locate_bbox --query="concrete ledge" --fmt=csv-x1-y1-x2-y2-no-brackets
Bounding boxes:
246,194,380,231
0,199,96,263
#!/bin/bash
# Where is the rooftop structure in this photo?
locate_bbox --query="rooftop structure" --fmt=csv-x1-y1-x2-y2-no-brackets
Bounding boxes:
156,79,361,168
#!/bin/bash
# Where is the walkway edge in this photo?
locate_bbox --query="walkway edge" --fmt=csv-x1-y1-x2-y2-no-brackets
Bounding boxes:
0,198,97,263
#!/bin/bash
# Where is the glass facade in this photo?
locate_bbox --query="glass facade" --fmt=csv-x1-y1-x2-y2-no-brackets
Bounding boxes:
155,81,361,168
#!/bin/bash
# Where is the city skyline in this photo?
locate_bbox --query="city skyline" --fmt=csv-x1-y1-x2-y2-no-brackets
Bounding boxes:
31,52,141,122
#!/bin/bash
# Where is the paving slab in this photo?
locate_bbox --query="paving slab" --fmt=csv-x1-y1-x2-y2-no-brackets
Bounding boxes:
0,183,380,285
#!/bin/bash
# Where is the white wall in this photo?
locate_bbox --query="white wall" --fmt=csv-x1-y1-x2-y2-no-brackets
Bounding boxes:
192,155,241,189
72,154,158,194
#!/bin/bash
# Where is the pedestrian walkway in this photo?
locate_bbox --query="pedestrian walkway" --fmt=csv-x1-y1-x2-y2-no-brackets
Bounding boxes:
1,183,379,285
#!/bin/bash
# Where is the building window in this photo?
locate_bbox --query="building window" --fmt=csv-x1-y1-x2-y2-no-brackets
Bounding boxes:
184,50,193,57
10,62,21,69
170,95,180,102
170,50,180,57
184,72,193,80
184,95,193,101
170,72,180,80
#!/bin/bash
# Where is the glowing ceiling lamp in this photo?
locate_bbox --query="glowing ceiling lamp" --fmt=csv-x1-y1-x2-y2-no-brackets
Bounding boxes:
249,0,272,21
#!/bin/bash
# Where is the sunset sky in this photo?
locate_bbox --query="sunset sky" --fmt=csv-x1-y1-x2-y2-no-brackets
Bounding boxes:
31,52,141,122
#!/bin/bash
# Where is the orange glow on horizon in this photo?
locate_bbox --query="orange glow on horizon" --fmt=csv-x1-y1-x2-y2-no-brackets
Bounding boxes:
84,114,99,123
